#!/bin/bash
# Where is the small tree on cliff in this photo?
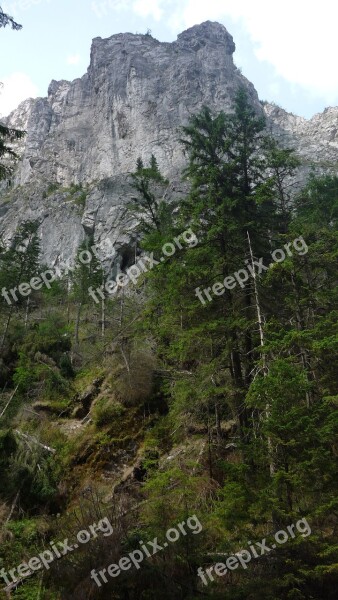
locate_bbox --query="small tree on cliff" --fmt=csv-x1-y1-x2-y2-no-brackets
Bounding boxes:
129,156,169,233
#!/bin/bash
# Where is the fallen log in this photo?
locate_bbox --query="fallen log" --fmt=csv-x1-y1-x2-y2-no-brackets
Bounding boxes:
0,386,19,420
14,430,56,454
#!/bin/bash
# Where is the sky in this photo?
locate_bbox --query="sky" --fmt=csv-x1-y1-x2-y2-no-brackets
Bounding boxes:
0,0,337,119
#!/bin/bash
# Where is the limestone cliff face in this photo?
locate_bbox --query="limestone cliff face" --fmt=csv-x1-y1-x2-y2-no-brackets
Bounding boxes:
0,21,337,268
264,103,338,178
0,22,259,267
5,21,256,187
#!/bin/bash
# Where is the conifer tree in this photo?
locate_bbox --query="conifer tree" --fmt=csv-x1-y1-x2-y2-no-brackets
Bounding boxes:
152,89,286,441
129,155,169,233
0,221,40,348
136,156,144,173
0,6,22,30
0,6,24,180
71,236,104,347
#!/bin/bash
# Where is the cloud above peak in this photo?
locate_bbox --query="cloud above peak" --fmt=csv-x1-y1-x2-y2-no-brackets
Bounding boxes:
171,0,338,103
120,0,338,104
0,73,39,117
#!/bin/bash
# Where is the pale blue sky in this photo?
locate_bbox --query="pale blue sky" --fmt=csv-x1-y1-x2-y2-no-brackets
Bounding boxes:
1,0,337,119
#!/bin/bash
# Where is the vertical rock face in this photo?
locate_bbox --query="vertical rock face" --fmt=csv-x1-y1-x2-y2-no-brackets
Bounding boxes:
264,103,338,176
0,21,260,265
0,21,337,267
6,21,258,188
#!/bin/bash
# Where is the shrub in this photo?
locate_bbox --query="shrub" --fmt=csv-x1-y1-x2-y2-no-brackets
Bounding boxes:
46,182,60,195
107,345,156,407
92,396,126,427
74,191,87,208
68,183,82,195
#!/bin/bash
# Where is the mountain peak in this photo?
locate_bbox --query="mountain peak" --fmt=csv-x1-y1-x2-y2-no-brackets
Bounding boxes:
177,21,236,54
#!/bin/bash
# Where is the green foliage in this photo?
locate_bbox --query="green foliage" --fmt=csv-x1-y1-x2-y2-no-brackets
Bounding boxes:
105,342,156,407
6,315,73,401
0,431,60,509
0,429,17,495
0,7,24,178
10,580,50,600
74,190,87,208
13,353,70,397
0,124,25,180
46,182,60,195
71,236,104,304
68,183,82,195
24,315,70,353
0,220,41,307
129,155,170,233
92,396,126,426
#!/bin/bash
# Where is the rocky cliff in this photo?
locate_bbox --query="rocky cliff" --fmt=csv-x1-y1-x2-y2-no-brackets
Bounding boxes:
264,103,338,175
4,21,257,187
0,21,337,268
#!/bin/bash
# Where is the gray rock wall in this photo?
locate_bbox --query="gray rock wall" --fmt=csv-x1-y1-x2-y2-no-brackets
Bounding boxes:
6,21,257,188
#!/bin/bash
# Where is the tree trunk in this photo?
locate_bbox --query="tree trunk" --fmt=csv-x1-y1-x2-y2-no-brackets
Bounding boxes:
6,489,20,524
0,310,12,350
215,402,222,444
101,295,105,337
14,430,56,453
119,289,125,328
0,385,18,420
24,296,30,329
74,301,82,347
207,413,213,480
247,231,275,476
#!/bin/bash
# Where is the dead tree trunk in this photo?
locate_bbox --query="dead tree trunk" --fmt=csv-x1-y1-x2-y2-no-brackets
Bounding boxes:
247,231,275,477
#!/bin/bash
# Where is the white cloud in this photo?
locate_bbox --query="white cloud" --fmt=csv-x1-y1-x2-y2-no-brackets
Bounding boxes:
0,73,39,117
67,54,81,66
87,0,338,104
164,0,338,104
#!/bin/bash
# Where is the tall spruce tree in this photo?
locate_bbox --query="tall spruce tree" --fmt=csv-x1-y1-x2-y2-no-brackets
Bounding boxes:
141,89,288,443
0,220,40,348
71,237,104,347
